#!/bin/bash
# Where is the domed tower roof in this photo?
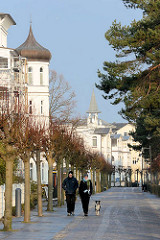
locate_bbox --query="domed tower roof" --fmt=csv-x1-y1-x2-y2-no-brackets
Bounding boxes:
16,25,51,62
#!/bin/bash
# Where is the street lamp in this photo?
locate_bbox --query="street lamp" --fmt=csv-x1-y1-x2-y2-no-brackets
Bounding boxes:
136,169,139,187
146,134,152,183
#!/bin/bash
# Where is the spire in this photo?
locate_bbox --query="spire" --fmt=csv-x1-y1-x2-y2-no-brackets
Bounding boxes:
87,89,101,113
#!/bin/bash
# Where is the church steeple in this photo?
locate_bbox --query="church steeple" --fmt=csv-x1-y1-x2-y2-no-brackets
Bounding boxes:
87,89,100,114
87,89,100,126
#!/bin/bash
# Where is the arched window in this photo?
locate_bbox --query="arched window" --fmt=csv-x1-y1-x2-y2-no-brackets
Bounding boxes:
28,67,33,84
40,67,43,85
92,136,97,147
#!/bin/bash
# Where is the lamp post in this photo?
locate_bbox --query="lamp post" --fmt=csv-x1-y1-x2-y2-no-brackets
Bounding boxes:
110,135,113,186
146,135,152,183
136,169,139,187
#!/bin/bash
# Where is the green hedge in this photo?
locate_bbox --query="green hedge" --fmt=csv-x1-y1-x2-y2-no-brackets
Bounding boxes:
145,183,160,197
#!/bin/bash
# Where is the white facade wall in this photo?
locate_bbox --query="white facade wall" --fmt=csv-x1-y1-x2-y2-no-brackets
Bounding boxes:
30,154,48,184
27,60,50,183
28,61,49,119
0,15,15,48
0,183,24,219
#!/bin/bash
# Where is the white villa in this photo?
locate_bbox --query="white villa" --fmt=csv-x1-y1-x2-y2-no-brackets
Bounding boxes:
74,90,143,186
0,13,49,184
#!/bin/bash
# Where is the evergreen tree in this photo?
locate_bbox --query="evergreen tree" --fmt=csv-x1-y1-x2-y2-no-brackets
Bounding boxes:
96,0,160,154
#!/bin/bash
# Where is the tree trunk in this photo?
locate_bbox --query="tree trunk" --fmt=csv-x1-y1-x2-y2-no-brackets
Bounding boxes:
96,169,100,193
61,162,64,205
57,162,62,206
101,172,104,191
76,168,78,181
120,171,122,187
24,158,30,222
66,161,69,174
36,150,43,217
47,155,53,211
71,165,74,173
106,173,109,189
109,174,111,188
99,171,102,192
3,159,13,231
114,171,116,187
92,170,95,194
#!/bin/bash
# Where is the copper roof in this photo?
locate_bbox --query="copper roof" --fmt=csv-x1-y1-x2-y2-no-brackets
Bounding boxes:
16,25,51,62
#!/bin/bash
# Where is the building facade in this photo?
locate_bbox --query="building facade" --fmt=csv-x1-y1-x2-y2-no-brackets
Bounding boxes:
75,90,143,186
0,13,50,184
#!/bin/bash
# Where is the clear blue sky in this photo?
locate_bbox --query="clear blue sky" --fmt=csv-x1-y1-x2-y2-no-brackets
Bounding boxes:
2,0,142,123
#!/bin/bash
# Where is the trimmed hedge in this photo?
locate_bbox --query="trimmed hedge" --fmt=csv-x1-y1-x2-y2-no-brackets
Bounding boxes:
145,183,160,197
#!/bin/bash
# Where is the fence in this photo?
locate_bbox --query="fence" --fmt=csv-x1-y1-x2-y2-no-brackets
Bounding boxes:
0,183,24,219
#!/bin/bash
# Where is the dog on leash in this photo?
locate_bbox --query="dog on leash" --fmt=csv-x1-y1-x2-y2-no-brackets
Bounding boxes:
95,200,101,216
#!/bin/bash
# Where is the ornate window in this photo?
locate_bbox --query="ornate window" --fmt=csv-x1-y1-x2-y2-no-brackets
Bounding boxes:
28,67,33,84
40,67,43,85
92,136,97,147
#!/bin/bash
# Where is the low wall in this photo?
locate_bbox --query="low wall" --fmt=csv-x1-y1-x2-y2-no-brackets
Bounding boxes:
0,183,24,219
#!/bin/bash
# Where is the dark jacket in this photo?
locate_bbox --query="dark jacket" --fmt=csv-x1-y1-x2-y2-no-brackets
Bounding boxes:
79,179,93,197
62,176,78,195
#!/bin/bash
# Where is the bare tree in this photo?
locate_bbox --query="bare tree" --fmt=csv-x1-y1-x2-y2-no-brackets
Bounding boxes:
0,114,19,231
49,70,76,123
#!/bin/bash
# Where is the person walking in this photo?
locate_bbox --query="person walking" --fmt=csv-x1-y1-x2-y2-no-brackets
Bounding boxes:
62,170,78,216
79,174,93,216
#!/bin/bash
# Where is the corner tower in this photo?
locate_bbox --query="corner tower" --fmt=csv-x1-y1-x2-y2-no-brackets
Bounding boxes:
16,25,51,124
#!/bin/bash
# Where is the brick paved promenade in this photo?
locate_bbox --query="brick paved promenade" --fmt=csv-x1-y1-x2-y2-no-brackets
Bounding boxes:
0,187,160,240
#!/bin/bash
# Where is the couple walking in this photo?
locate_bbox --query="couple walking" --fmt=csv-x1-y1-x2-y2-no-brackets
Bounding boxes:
62,170,92,216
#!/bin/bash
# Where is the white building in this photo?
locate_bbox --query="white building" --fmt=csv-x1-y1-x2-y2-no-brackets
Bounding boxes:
74,90,143,186
0,13,50,184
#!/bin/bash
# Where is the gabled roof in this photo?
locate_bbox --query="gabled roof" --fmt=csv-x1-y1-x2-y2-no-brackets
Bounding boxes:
87,89,101,113
94,128,110,135
112,123,128,132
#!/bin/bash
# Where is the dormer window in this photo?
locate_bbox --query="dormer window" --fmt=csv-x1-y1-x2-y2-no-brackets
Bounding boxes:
28,67,33,84
40,67,43,85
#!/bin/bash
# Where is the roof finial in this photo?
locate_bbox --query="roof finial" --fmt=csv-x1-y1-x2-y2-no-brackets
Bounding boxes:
30,14,32,26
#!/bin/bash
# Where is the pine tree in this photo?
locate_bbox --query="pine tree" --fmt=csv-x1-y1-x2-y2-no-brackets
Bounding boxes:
96,0,160,152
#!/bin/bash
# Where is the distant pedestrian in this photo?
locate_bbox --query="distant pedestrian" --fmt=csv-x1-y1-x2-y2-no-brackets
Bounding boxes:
62,170,78,216
79,173,93,216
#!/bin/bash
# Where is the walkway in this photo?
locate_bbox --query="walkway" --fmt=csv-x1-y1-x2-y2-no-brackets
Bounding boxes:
0,188,160,240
